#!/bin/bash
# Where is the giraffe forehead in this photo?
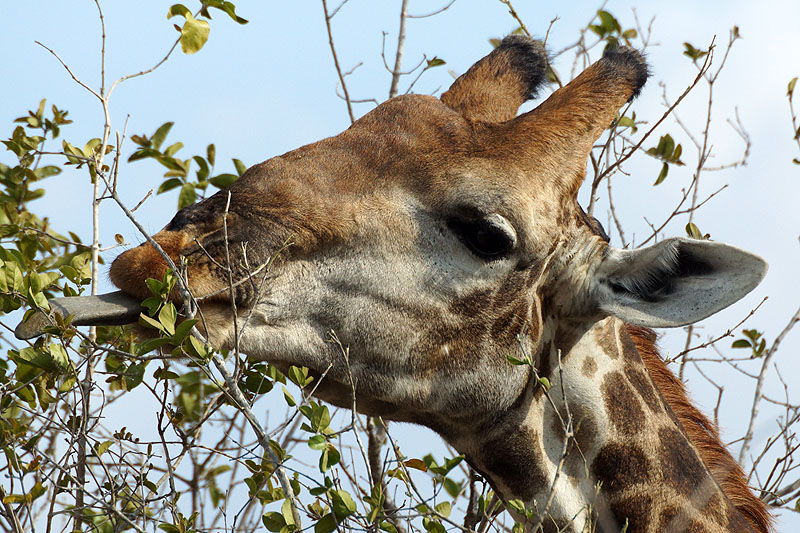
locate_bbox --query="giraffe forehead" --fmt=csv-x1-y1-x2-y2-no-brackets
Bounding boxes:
303,95,580,222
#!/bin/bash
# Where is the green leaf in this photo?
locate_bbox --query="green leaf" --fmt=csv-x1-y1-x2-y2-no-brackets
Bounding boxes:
178,13,210,55
210,1,249,24
244,371,273,394
27,287,50,311
661,134,675,158
209,173,238,189
281,498,297,526
403,458,428,471
423,518,446,533
288,365,311,387
156,156,187,173
672,143,683,164
441,455,463,474
331,489,356,520
262,512,286,532
319,443,340,472
308,435,327,450
731,339,752,349
158,302,177,335
506,353,528,366
178,182,197,209
35,165,62,179
443,477,462,498
588,24,604,37
537,376,551,391
233,158,247,176
788,77,797,97
310,404,331,433
166,4,191,19
683,42,708,60
62,140,84,164
282,386,296,407
172,318,198,343
434,501,452,517
82,138,102,158
617,115,637,133
157,177,183,194
193,156,210,180
426,57,446,68
743,329,761,341
596,10,621,34
95,440,114,457
164,142,184,157
128,148,161,162
653,162,669,185
186,336,211,360
151,122,174,150
139,311,165,332
4,447,21,472
685,222,703,240
47,343,71,373
207,144,216,166
314,513,338,533
506,499,526,515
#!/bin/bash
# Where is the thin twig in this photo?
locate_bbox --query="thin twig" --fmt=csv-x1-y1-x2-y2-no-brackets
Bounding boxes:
739,303,800,465
529,349,572,532
408,0,457,18
321,0,355,123
592,46,714,190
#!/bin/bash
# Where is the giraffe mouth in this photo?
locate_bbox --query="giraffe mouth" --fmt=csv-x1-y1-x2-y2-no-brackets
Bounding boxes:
14,291,142,340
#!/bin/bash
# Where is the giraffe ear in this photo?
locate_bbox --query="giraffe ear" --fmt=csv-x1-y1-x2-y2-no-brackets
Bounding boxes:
441,35,547,123
592,238,767,328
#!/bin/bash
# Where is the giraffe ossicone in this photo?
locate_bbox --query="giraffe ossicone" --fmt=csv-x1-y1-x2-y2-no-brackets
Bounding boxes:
17,35,771,532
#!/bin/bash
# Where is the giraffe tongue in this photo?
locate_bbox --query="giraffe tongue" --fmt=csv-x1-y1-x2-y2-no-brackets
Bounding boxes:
14,291,142,340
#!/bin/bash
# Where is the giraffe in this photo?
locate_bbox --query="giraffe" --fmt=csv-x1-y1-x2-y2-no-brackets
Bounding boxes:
17,36,772,531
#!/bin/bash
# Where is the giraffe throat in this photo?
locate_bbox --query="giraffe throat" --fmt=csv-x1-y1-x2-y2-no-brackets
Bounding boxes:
461,317,754,533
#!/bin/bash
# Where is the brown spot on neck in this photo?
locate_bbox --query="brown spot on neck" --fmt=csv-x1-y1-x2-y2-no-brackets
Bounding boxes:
591,442,651,493
623,364,662,414
601,371,645,436
608,494,653,532
658,426,712,494
581,355,598,377
595,318,620,359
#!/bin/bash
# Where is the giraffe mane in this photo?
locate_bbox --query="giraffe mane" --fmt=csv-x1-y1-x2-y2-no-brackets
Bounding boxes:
626,324,773,533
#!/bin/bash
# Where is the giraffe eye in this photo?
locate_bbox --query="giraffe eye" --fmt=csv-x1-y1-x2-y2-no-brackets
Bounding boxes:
450,214,517,259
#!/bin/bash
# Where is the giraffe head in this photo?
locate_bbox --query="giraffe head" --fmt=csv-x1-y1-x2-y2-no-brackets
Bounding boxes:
67,37,770,433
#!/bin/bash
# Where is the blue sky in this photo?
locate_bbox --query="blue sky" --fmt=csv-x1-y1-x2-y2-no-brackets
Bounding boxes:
2,0,800,528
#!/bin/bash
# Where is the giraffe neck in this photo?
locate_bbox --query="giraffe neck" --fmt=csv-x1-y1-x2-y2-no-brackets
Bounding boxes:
462,317,755,532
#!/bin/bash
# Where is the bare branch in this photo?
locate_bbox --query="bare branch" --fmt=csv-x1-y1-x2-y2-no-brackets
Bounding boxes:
388,0,410,99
